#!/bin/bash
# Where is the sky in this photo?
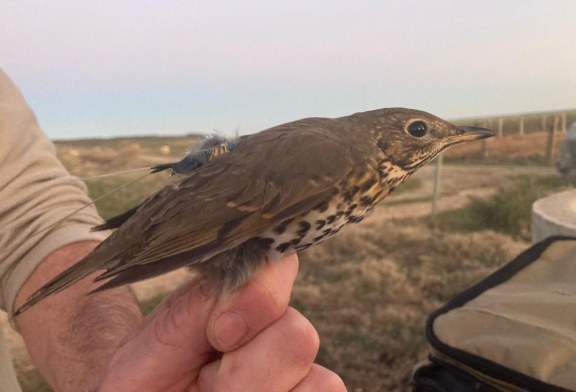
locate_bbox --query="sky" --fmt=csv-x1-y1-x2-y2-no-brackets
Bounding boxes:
1,1,575,139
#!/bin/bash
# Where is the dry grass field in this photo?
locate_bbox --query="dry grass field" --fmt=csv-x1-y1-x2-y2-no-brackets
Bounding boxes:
6,128,571,391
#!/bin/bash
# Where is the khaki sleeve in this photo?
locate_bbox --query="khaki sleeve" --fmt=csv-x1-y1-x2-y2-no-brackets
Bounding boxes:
0,69,107,319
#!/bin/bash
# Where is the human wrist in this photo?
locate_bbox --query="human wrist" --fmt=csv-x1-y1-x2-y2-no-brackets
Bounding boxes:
15,242,142,392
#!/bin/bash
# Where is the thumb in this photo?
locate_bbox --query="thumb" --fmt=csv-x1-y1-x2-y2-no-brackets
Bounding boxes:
99,278,218,392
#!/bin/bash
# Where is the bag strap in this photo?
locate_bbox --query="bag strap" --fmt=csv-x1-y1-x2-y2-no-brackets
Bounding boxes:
425,236,576,392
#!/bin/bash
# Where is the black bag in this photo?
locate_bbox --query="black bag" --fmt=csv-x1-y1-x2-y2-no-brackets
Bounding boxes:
412,236,576,392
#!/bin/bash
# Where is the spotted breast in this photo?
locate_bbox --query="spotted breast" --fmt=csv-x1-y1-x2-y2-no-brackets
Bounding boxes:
256,167,390,260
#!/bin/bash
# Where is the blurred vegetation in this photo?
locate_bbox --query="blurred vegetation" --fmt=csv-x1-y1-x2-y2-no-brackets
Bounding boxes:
443,155,551,166
56,135,201,220
55,135,197,154
435,175,566,241
294,219,521,390
85,175,171,220
388,177,422,196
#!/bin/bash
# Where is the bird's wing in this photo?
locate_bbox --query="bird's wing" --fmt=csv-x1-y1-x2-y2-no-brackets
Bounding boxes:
99,121,357,273
15,121,360,313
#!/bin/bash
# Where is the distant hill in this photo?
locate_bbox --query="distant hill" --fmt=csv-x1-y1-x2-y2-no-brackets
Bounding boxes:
53,108,576,145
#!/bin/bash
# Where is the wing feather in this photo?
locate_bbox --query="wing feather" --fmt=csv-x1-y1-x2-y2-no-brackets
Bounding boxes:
96,122,355,273
16,120,360,312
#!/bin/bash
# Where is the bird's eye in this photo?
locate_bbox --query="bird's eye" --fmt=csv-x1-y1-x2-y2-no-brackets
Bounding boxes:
406,121,429,138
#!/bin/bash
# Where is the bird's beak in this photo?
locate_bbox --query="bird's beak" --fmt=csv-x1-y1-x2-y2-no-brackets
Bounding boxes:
456,126,496,142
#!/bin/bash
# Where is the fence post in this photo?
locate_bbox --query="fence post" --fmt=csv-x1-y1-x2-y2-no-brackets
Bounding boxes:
545,120,557,163
497,117,504,138
561,113,567,133
479,120,490,158
519,117,525,135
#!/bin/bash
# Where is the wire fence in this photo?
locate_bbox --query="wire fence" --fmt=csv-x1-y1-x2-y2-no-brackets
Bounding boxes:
455,109,576,136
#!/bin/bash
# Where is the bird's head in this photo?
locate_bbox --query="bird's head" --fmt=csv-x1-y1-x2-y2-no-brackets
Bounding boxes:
351,108,495,173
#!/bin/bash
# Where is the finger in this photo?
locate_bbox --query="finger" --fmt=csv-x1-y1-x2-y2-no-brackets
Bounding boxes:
291,365,347,392
207,254,299,351
198,307,319,392
99,277,217,391
100,255,299,391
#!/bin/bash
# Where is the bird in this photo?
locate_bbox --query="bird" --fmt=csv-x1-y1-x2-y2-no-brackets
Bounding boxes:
15,108,494,315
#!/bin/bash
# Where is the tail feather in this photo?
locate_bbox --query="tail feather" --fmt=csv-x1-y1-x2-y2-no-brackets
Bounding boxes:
14,255,105,316
89,257,189,294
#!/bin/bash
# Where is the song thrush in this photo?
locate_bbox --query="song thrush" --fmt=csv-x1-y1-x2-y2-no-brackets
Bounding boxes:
15,108,494,315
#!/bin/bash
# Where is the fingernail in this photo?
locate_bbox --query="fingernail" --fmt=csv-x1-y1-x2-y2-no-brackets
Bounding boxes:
214,311,250,349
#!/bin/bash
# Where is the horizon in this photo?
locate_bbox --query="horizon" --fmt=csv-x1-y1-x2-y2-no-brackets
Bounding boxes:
51,106,576,142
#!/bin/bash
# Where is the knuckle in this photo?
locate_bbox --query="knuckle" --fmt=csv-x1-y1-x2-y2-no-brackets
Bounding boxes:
322,371,346,391
307,366,347,392
255,277,287,319
282,308,320,365
150,291,196,348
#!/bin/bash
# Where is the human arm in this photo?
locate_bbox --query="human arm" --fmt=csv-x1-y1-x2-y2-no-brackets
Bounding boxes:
0,67,144,391
14,241,142,391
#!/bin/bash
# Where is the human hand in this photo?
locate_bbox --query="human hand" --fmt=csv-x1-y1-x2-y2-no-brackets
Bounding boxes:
98,255,346,391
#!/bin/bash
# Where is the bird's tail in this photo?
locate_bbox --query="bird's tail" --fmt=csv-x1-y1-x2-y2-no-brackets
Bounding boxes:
14,253,102,316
